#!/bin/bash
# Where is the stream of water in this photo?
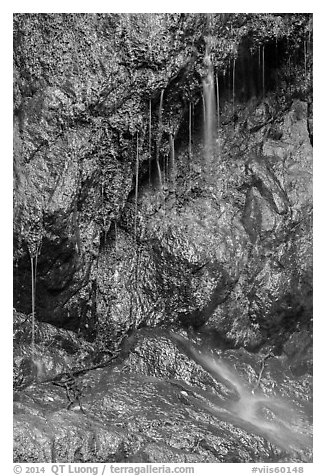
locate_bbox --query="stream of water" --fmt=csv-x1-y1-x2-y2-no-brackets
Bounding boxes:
202,47,216,166
171,332,312,454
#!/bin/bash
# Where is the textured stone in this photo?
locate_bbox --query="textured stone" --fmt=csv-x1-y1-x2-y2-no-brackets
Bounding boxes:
13,328,312,463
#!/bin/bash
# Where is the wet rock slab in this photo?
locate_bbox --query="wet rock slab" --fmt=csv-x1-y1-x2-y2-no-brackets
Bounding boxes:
14,328,312,463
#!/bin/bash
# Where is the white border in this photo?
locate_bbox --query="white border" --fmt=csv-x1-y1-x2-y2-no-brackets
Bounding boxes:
3,4,324,474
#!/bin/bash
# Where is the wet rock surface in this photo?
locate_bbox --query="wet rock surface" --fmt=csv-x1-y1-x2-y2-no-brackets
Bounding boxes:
14,326,312,463
110,97,312,350
13,14,313,463
14,14,312,352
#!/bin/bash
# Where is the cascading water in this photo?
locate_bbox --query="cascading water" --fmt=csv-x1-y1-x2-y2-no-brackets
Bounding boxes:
202,45,216,170
171,332,312,454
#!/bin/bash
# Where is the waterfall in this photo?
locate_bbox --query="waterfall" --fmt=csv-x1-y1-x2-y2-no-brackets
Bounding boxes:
202,47,216,165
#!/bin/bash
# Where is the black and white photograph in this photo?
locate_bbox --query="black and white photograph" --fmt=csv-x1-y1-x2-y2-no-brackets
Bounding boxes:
12,9,313,467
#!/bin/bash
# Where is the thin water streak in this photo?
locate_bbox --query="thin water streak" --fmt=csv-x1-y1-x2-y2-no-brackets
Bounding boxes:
188,102,192,159
258,45,261,76
202,93,206,124
155,89,164,188
114,220,118,255
30,255,35,355
134,132,139,243
27,234,42,357
169,132,175,188
215,72,220,130
148,99,152,184
232,57,236,118
262,45,265,98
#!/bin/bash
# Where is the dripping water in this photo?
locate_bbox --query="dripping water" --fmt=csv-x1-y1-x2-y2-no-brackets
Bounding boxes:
148,99,152,184
113,220,118,284
215,72,220,130
232,56,236,119
288,55,291,77
134,133,140,295
202,46,216,166
164,151,168,186
134,132,139,243
159,89,164,129
169,132,175,189
258,45,261,97
202,93,206,124
228,56,232,101
27,234,42,358
262,45,265,98
188,102,192,159
30,254,35,355
114,221,118,254
100,178,108,247
215,72,221,158
258,44,261,78
155,89,164,188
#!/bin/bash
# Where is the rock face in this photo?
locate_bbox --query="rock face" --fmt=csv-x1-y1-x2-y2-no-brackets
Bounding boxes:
93,96,312,351
13,13,313,463
14,14,312,352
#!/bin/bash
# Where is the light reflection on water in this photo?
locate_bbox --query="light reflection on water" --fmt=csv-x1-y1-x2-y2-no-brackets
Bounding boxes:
171,333,312,453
